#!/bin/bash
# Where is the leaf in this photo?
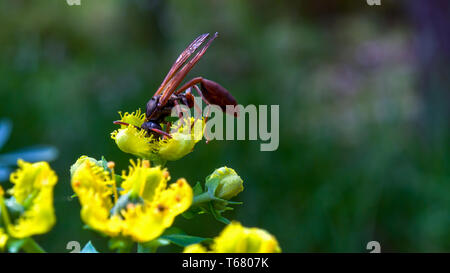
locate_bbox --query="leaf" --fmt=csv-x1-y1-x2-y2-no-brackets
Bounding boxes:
0,118,12,151
161,234,211,247
81,241,99,253
163,226,186,236
205,177,220,196
7,238,27,253
0,145,58,165
181,210,195,219
181,206,204,219
208,202,231,225
193,182,203,196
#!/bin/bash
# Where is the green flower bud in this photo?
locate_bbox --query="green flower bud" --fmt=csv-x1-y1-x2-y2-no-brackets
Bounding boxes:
206,167,243,200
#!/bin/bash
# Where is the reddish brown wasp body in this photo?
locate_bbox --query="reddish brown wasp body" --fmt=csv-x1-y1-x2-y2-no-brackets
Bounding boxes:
114,32,238,139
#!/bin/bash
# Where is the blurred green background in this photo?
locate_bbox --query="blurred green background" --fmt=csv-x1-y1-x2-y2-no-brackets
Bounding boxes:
0,0,448,252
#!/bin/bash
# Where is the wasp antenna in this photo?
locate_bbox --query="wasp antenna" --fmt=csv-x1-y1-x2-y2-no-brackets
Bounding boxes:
113,121,129,126
113,121,141,130
151,128,172,139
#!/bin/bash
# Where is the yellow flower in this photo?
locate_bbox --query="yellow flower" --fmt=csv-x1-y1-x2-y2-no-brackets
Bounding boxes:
0,228,7,251
111,109,205,162
183,221,281,253
0,160,58,239
183,243,207,253
158,117,205,161
71,156,193,243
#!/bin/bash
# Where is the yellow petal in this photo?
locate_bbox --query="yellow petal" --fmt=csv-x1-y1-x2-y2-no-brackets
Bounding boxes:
3,160,58,238
212,222,281,253
0,228,8,250
183,243,208,253
71,159,116,236
158,118,205,161
8,187,56,238
9,160,57,205
121,178,193,242
120,160,168,202
155,178,193,228
121,203,166,242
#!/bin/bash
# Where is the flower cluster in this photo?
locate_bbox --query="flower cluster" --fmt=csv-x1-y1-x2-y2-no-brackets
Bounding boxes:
71,156,192,243
2,101,281,253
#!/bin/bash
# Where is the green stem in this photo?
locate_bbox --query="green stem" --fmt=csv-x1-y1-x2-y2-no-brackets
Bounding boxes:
22,238,46,253
192,192,213,206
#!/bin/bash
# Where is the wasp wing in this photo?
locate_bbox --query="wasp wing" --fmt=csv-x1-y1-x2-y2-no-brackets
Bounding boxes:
158,32,219,107
154,33,210,97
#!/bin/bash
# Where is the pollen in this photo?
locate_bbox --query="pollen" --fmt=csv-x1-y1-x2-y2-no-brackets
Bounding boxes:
73,180,81,187
107,161,116,169
126,203,136,210
142,160,150,168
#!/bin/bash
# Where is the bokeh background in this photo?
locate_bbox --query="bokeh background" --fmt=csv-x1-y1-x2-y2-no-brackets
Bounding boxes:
0,0,448,252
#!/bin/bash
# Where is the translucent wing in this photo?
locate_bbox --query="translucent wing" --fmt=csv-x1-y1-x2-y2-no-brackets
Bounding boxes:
158,32,219,107
153,33,211,97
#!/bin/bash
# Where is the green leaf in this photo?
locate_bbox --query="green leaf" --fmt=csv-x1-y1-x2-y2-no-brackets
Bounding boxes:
100,156,109,171
208,202,231,225
181,206,204,219
205,177,220,196
193,182,203,196
7,238,27,253
161,234,211,247
181,210,195,219
163,226,186,236
81,241,99,253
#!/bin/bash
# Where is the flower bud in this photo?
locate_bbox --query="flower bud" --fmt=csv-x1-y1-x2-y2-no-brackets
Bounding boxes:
206,167,243,200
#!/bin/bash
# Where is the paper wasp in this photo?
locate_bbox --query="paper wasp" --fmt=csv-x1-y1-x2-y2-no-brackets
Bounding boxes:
114,32,238,139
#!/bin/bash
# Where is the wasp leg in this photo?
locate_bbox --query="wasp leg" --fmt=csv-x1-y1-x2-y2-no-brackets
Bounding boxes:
175,77,203,95
150,128,172,139
192,85,212,143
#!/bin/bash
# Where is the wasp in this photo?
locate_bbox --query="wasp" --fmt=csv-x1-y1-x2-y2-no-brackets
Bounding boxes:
114,32,238,139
